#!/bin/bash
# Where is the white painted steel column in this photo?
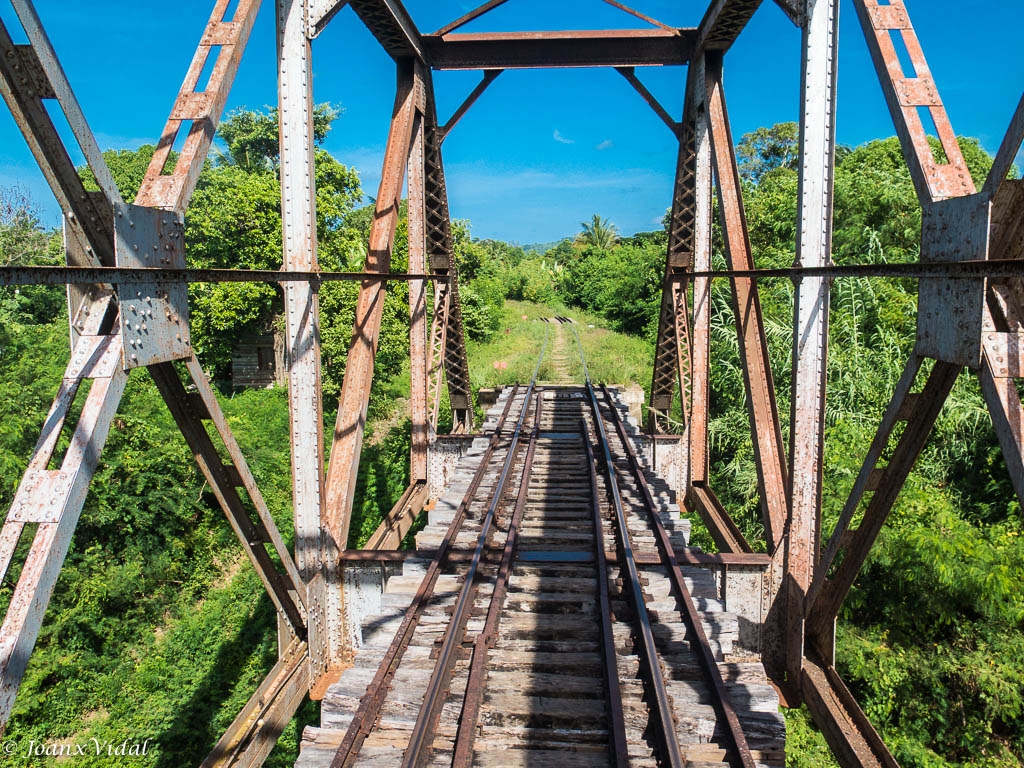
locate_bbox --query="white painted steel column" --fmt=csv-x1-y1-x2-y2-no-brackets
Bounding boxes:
787,0,839,693
277,0,331,675
688,52,713,491
408,106,429,481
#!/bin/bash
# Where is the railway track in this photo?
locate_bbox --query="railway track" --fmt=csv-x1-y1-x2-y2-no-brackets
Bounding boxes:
298,321,785,767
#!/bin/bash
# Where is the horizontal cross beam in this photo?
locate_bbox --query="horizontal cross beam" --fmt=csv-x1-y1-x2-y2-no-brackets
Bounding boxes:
0,267,446,285
347,0,423,60
15,259,1024,287
422,29,696,69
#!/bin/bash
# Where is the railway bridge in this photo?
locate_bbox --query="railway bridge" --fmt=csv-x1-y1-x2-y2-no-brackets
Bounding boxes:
1,0,1022,766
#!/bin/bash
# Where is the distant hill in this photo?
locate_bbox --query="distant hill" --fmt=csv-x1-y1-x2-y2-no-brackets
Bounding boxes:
521,239,567,254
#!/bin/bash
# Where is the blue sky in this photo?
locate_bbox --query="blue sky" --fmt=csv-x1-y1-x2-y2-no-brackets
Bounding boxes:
0,0,1021,244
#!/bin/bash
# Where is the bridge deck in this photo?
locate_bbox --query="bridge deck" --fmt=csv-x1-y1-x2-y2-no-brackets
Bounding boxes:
298,379,785,767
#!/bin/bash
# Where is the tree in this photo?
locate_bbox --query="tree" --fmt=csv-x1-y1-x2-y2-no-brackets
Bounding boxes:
0,187,63,327
575,214,618,251
737,122,799,182
216,103,339,170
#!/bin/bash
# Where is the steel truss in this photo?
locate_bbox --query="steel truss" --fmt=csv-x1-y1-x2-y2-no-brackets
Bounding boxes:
0,0,1021,765
647,0,1024,763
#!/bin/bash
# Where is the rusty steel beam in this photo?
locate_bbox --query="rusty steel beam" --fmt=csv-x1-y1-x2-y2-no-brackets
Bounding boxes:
6,0,122,206
802,652,900,768
337,547,772,567
774,0,803,26
785,0,839,698
326,60,419,550
363,481,428,550
422,29,696,70
0,334,127,728
435,0,511,36
347,0,423,61
852,0,973,206
705,53,789,551
649,56,703,433
200,639,310,768
136,0,263,213
616,67,679,137
16,259,1024,287
979,349,1024,508
696,0,763,52
0,14,116,268
690,483,754,554
601,0,675,32
807,360,961,658
806,355,921,617
150,359,308,635
0,266,445,285
983,94,1024,197
422,67,474,433
439,69,502,142
307,0,348,37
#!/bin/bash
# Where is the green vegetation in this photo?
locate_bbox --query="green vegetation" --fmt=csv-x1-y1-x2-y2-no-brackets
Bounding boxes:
1,115,1022,768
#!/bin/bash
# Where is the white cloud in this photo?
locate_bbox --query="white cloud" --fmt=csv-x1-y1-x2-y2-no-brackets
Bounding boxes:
553,129,575,145
445,163,667,196
595,139,614,151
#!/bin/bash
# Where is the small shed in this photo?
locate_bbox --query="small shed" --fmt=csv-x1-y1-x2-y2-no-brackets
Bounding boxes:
231,332,286,389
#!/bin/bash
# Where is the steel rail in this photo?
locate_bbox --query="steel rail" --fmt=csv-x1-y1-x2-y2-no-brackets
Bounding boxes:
569,320,685,768
585,381,684,768
602,383,756,768
562,325,629,766
450,394,541,767
401,326,550,767
329,385,522,768
581,416,632,766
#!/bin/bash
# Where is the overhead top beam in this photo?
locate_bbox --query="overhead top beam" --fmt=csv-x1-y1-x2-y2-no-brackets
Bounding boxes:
347,0,423,61
696,0,763,52
423,29,696,70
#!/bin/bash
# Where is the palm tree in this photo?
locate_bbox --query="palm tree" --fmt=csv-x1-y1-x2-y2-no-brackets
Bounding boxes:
576,214,619,251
